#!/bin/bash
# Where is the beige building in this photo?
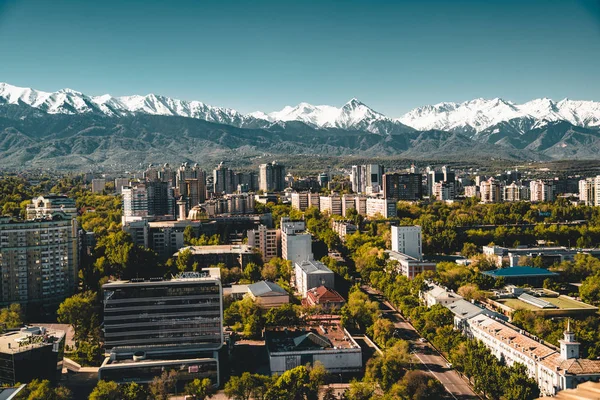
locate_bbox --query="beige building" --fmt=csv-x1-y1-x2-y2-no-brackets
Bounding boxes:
479,178,502,203
247,225,280,261
246,281,289,309
366,197,396,218
319,195,342,216
530,180,555,202
503,182,530,202
91,178,106,194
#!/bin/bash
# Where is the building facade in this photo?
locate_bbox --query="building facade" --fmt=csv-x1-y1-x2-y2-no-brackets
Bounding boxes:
247,225,280,261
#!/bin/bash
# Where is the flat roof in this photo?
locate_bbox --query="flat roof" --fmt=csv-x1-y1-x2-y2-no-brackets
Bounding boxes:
175,245,254,256
496,296,597,311
103,268,221,288
482,266,558,278
0,326,65,355
295,260,333,275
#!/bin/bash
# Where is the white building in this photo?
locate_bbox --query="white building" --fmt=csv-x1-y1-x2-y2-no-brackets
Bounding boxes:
281,219,313,265
122,185,149,224
247,225,280,262
530,180,555,202
503,182,530,202
366,197,397,218
387,251,436,280
341,194,356,217
432,181,455,200
291,192,309,211
479,178,502,203
319,195,342,216
421,282,463,307
391,225,422,260
466,315,600,396
331,220,357,242
579,177,600,206
294,259,334,297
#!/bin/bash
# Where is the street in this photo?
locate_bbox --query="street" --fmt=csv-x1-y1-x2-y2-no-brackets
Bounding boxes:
363,286,479,400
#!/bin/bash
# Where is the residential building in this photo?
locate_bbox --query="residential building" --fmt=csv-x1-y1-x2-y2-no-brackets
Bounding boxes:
213,162,235,195
0,205,78,308
341,194,356,216
246,281,289,309
479,178,502,203
294,259,334,297
530,180,555,202
0,326,66,385
387,251,436,279
200,194,255,217
382,173,422,201
579,177,600,206
291,192,310,211
304,286,345,310
100,271,223,387
432,181,455,200
354,196,367,215
281,219,313,265
259,162,286,192
421,282,463,307
503,182,530,202
464,185,479,198
391,226,422,260
91,178,106,193
365,164,384,193
266,324,362,374
176,163,206,210
114,178,130,194
247,225,280,261
350,165,366,194
365,197,397,218
319,194,342,216
331,220,357,242
426,167,444,197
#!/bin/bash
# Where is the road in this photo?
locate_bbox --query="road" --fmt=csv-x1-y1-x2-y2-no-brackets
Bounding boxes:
363,286,479,400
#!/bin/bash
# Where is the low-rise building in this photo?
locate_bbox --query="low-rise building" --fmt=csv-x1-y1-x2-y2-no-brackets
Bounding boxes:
246,281,289,309
294,260,334,297
175,245,258,270
265,324,362,374
366,198,397,218
481,266,559,286
420,282,463,307
0,326,66,385
281,219,313,265
319,195,342,216
387,250,436,279
331,220,357,242
304,286,345,310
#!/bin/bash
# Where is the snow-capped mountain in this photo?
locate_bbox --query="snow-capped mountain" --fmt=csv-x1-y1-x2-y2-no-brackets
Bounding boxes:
0,82,267,128
398,97,600,135
2,82,600,137
250,98,414,134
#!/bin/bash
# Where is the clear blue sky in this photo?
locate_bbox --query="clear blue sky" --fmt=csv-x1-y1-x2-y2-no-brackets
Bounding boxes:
0,0,599,116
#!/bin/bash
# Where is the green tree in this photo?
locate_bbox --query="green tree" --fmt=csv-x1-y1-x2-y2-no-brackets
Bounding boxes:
184,378,215,400
148,370,178,400
264,304,302,327
57,291,98,341
224,372,255,400
502,363,540,400
461,242,478,258
340,289,380,331
176,247,194,272
120,382,147,400
580,273,600,306
344,380,375,400
14,379,71,400
89,381,120,400
0,303,23,332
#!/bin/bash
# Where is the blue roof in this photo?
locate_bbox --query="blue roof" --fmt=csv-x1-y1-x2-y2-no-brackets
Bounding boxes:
482,266,558,278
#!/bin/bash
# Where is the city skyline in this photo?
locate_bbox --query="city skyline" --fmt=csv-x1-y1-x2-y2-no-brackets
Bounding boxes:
0,0,599,115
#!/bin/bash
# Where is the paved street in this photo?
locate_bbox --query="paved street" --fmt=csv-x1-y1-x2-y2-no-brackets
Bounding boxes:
363,286,479,400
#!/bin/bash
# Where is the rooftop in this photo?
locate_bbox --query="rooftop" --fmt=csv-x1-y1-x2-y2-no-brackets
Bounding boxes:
0,326,65,355
446,299,487,320
248,281,288,297
266,324,359,353
295,260,333,275
306,286,345,304
176,245,254,256
537,381,600,400
103,268,221,287
482,266,559,278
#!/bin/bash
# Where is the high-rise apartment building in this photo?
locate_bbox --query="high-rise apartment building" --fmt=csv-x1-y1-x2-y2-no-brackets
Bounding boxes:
259,162,286,192
213,162,235,195
0,196,78,308
91,178,106,194
382,173,422,200
350,165,384,194
319,195,342,216
391,226,422,261
281,218,313,265
426,167,444,197
365,198,397,218
247,225,280,261
530,180,555,202
503,182,530,202
114,178,130,195
479,178,502,203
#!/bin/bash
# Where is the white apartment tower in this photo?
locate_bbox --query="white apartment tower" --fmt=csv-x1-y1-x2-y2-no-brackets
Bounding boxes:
391,226,423,261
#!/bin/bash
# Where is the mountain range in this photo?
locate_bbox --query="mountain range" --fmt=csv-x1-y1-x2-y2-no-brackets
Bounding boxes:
1,82,599,170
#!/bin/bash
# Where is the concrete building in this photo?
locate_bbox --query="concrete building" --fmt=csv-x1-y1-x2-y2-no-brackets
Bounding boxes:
291,192,310,211
503,182,530,202
91,178,106,193
259,162,286,192
100,271,223,387
341,195,356,216
319,195,342,216
200,194,255,217
350,165,384,194
176,245,258,270
355,196,367,216
331,220,357,242
281,219,313,265
0,326,66,385
464,185,479,198
480,178,503,203
114,178,130,194
247,225,280,261
432,181,455,201
294,259,334,297
0,202,79,308
391,226,422,260
213,162,235,195
266,324,362,374
530,180,555,202
466,315,600,396
246,281,289,309
579,176,600,206
387,250,436,280
382,173,422,200
365,197,397,218
421,282,464,307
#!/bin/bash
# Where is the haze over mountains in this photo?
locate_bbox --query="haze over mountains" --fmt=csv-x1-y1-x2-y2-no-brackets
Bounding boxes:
1,82,600,169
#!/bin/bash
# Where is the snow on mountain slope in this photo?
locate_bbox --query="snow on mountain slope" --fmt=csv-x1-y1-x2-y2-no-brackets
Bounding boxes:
398,97,600,134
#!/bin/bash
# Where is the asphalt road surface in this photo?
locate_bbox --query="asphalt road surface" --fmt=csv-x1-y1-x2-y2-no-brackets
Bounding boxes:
363,286,479,400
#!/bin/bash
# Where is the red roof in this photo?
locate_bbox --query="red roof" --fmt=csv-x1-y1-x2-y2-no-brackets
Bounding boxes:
306,286,345,305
